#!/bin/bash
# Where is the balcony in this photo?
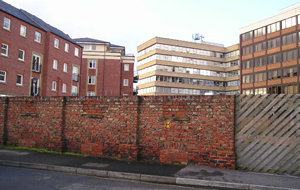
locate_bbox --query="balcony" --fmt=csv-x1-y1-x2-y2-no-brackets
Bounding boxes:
32,63,42,73
72,74,79,82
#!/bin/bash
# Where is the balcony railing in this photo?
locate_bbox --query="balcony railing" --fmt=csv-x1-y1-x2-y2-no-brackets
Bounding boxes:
72,74,79,82
32,63,42,73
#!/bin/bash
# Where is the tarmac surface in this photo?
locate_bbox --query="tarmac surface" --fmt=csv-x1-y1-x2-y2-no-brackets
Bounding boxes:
0,149,299,190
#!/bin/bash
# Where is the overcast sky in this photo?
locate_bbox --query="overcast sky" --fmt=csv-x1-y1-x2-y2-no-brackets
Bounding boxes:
4,0,300,57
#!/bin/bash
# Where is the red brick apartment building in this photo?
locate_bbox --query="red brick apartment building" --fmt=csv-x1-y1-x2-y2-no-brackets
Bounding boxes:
240,4,300,94
74,38,135,96
0,0,82,96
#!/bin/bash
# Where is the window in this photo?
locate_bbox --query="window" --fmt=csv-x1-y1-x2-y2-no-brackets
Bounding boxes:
242,74,253,84
52,81,57,91
267,22,280,34
83,45,96,51
0,70,6,83
53,59,58,70
3,17,10,30
283,67,297,78
74,47,79,56
254,72,266,82
16,74,23,86
20,25,27,37
254,57,267,67
87,91,95,96
242,59,253,69
18,49,25,61
255,88,267,95
282,33,297,46
268,69,282,80
72,66,79,81
71,85,78,96
268,86,282,94
243,89,253,95
267,37,280,49
64,43,69,52
242,45,252,55
268,53,281,65
32,54,41,72
54,38,59,48
282,49,297,62
241,31,253,42
123,79,129,86
124,64,130,71
1,43,8,56
88,76,96,84
282,16,296,29
89,60,96,68
284,85,298,94
254,27,265,38
34,31,41,43
63,63,68,72
254,42,266,52
62,83,67,93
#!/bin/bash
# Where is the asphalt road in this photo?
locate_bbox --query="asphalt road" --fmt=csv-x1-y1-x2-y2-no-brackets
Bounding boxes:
0,166,214,190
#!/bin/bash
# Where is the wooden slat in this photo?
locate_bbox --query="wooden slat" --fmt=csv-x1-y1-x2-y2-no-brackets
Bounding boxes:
235,94,300,175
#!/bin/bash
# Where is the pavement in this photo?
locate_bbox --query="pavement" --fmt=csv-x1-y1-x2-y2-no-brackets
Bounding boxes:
0,149,299,190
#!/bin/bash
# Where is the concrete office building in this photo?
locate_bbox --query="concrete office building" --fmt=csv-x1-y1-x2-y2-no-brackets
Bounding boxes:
240,4,300,94
137,37,240,96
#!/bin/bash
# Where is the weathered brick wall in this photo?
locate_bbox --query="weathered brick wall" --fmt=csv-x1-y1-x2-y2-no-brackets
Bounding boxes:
64,96,138,160
0,98,6,145
5,97,64,151
0,96,236,169
138,96,235,169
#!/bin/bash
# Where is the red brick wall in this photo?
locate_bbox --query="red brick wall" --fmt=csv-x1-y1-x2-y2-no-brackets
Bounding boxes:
4,97,64,151
0,96,236,169
0,98,6,145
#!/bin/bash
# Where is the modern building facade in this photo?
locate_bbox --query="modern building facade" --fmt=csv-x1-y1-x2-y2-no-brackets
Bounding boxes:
240,4,300,94
74,38,135,96
0,0,82,96
137,37,240,95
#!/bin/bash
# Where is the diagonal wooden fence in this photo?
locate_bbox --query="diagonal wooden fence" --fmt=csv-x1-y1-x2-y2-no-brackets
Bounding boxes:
235,94,300,175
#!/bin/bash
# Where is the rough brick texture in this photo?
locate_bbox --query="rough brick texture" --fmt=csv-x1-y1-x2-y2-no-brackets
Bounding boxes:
0,95,236,169
0,98,6,145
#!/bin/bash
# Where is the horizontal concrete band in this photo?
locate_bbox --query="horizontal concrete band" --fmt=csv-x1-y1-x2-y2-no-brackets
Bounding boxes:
0,160,294,190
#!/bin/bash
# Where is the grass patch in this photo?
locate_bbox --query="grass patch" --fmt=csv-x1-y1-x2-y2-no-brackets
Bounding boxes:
0,145,88,157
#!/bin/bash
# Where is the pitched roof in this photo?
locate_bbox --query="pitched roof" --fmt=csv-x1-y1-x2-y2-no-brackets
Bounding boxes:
0,0,78,45
74,37,125,49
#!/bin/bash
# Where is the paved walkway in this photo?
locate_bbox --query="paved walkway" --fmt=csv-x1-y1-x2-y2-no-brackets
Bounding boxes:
0,149,299,190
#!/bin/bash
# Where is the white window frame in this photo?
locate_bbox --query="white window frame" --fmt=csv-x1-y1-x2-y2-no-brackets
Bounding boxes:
34,31,41,43
88,76,96,84
1,43,8,57
72,85,78,94
18,49,25,61
63,63,68,72
0,70,6,83
89,60,96,68
62,83,67,93
65,43,69,52
53,59,58,70
16,74,23,86
52,81,57,91
74,47,79,57
124,64,130,71
3,17,11,30
54,38,59,48
20,25,27,37
123,79,129,86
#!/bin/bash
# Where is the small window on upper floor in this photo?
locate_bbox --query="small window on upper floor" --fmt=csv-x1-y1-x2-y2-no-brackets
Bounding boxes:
54,38,59,49
123,79,129,86
124,64,130,71
65,43,69,52
16,74,23,86
3,17,10,30
1,43,9,57
62,83,67,93
18,49,25,61
63,63,68,72
282,16,296,29
89,60,96,68
20,25,27,37
0,70,6,83
74,47,79,57
34,31,41,43
53,59,58,70
52,81,57,91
